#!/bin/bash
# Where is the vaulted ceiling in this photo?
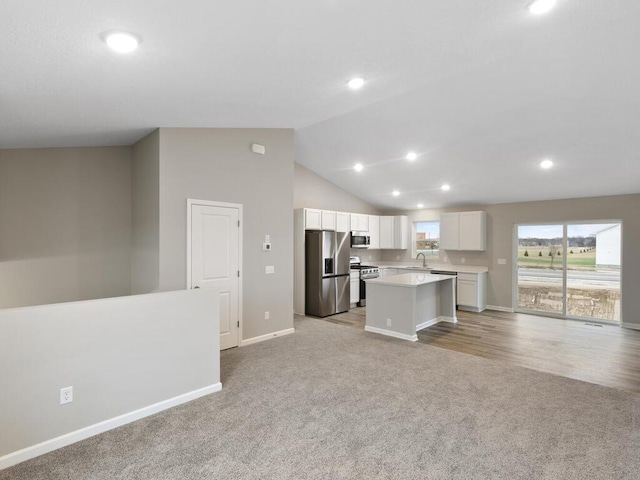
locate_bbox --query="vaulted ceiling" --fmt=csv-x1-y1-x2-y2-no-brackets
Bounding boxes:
2,0,639,209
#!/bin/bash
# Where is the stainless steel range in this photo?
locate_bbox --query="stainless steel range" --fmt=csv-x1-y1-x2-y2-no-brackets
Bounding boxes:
349,256,380,307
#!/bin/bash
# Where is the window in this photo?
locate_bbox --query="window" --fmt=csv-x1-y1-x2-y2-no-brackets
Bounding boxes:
414,221,440,256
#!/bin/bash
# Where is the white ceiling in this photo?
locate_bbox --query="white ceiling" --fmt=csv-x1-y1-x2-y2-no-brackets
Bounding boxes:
2,1,639,209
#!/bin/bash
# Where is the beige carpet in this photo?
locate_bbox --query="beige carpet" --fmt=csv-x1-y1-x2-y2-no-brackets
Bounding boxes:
2,316,640,479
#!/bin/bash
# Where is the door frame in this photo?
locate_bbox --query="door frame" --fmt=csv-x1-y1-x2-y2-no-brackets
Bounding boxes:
186,199,244,343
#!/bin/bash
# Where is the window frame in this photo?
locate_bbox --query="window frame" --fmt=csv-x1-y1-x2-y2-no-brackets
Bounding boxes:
412,220,441,259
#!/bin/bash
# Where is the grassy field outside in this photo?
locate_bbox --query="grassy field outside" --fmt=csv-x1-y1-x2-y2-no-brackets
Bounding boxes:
517,246,596,269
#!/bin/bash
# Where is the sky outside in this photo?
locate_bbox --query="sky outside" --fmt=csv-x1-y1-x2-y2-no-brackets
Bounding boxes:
416,221,440,238
518,224,618,239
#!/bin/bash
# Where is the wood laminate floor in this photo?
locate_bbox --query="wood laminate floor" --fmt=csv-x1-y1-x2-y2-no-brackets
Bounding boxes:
318,307,640,395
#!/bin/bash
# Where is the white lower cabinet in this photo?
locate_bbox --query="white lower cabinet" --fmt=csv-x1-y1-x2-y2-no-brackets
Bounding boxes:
350,271,360,304
456,272,487,312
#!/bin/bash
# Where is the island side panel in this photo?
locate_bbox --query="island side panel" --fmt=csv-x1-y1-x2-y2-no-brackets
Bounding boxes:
366,283,417,338
439,277,457,322
415,281,439,330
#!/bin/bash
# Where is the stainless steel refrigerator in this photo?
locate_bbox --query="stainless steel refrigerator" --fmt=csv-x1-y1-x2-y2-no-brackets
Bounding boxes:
305,230,350,317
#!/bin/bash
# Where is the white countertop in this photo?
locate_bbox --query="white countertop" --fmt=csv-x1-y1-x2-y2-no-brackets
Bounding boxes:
366,273,457,288
375,262,488,274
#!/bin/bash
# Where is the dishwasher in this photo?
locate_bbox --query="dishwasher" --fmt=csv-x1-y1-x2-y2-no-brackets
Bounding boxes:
431,270,458,308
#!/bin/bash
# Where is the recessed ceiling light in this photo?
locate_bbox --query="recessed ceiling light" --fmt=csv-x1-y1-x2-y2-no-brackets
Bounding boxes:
528,0,557,15
417,203,424,208
105,32,140,53
441,184,451,191
392,190,400,197
406,152,417,161
348,78,365,90
540,159,554,169
354,163,364,172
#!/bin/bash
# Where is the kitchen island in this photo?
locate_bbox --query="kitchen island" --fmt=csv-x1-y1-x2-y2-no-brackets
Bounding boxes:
364,273,457,341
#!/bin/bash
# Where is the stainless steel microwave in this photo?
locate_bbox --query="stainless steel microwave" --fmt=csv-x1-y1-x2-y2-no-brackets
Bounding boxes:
350,232,370,248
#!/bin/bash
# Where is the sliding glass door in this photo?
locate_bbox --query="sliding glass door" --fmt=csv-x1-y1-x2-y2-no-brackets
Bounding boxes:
517,225,564,315
566,224,621,322
516,222,621,323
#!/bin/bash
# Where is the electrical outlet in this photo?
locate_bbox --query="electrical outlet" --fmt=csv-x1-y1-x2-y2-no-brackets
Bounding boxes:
264,311,270,320
60,386,73,405
265,266,274,274
386,318,392,327
265,234,270,243
461,257,466,264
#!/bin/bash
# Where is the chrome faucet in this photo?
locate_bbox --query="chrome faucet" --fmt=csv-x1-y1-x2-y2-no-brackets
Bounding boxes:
416,252,426,268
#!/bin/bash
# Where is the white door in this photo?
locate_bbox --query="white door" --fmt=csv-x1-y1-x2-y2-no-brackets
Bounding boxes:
190,202,241,350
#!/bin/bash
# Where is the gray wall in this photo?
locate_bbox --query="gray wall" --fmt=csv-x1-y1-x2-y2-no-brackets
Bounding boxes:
158,128,295,340
0,147,132,309
0,289,219,459
294,163,382,214
131,130,160,294
390,194,640,326
294,162,385,262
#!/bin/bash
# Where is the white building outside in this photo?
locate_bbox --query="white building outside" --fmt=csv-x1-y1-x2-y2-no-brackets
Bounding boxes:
595,224,621,267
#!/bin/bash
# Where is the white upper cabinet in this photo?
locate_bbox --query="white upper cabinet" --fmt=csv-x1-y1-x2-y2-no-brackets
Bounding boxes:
439,211,486,251
304,208,323,230
335,212,351,233
379,215,408,249
302,208,407,250
439,213,459,250
379,216,394,249
459,211,486,251
394,215,409,250
350,213,369,232
368,215,380,249
321,210,336,231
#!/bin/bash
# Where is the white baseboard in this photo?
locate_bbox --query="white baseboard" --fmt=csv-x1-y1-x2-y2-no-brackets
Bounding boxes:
416,315,457,332
621,322,640,331
415,318,440,331
240,327,294,347
0,383,222,471
486,305,515,313
364,325,418,342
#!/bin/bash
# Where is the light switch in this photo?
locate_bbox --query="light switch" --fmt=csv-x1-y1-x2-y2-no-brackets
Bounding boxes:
265,234,270,243
265,266,275,274
251,143,266,155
